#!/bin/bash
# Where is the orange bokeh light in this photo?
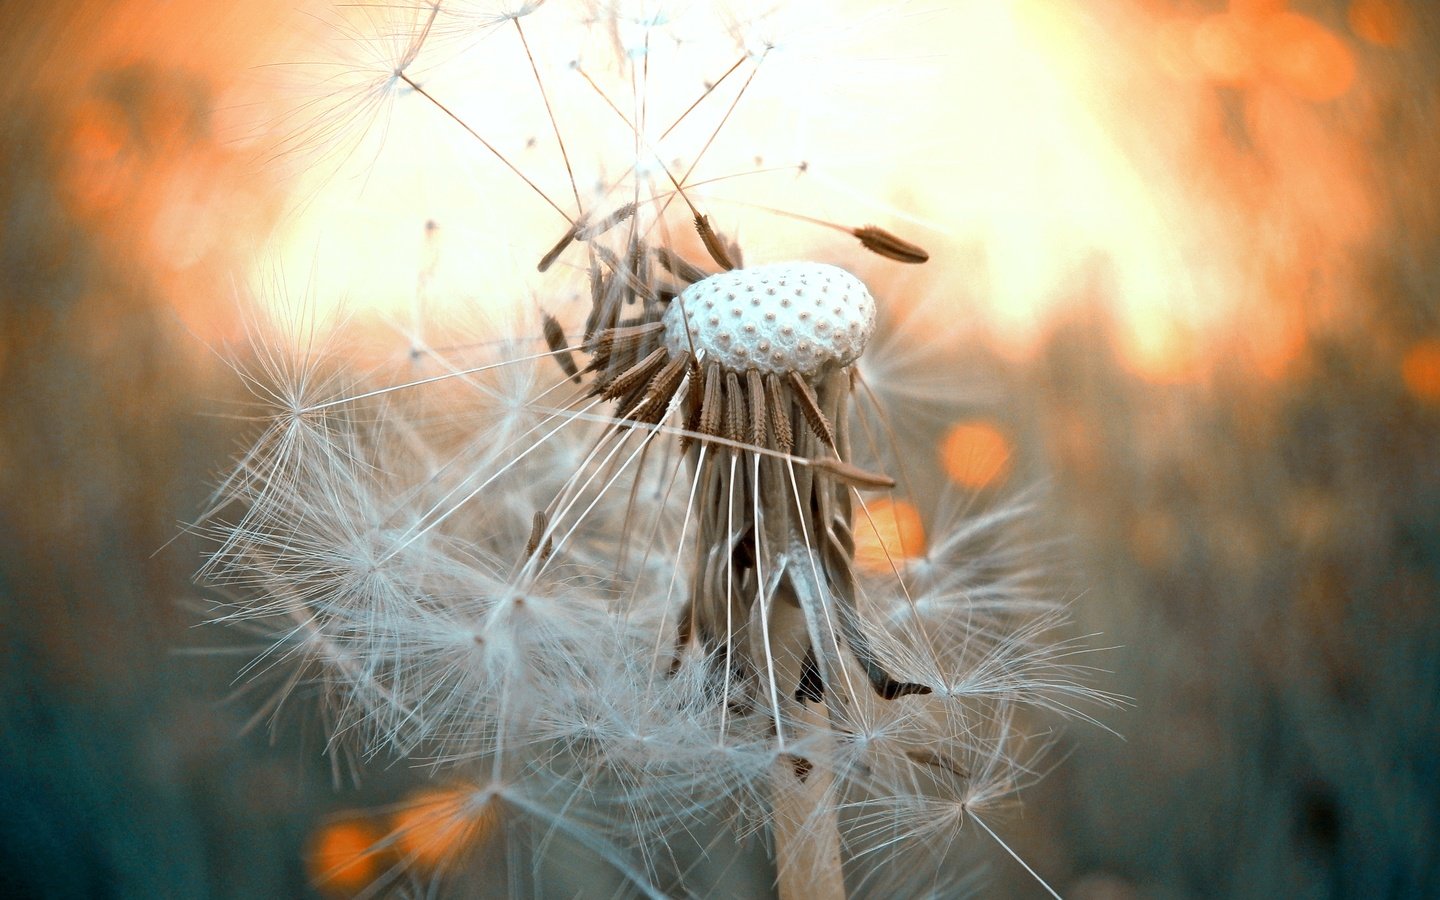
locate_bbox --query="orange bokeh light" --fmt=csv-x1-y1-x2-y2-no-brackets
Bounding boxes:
854,499,926,574
391,787,492,868
940,421,1013,489
1187,8,1355,102
59,101,135,217
1349,0,1409,47
1401,339,1440,404
1262,13,1356,102
308,819,382,892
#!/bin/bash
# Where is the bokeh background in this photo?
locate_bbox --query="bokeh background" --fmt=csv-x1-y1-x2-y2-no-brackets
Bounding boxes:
2,0,1437,896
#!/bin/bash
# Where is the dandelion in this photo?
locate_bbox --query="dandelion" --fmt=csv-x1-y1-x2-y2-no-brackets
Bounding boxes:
202,2,1115,896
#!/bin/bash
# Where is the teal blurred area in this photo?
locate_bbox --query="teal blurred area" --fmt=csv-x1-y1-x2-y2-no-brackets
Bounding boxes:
0,5,372,898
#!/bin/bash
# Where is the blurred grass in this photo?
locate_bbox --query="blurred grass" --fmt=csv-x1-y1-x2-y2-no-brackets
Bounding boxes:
1008,295,1440,897
0,10,402,896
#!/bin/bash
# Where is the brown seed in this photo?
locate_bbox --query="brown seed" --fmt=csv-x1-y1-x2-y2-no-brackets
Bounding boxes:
591,321,664,354
541,313,581,384
600,347,667,400
853,225,929,264
765,372,793,454
810,457,895,490
537,220,580,272
587,323,653,382
613,378,652,422
630,353,690,424
745,369,767,448
680,361,706,451
787,754,814,783
849,639,932,699
582,264,609,342
699,362,724,437
788,371,836,449
723,371,746,443
524,510,553,563
595,244,658,302
574,201,637,240
585,346,614,379
694,214,737,271
653,246,710,285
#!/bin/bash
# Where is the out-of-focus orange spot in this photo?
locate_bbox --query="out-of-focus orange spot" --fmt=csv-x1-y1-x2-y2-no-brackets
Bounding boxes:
1401,339,1440,404
940,420,1012,489
855,499,926,574
1348,0,1409,46
308,819,382,892
1262,13,1356,101
1230,0,1287,18
1193,14,1260,85
391,787,492,868
71,111,124,162
62,102,134,214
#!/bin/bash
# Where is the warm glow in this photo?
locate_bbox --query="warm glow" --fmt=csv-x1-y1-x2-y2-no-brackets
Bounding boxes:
62,0,1393,384
36,1,289,345
308,819,382,892
61,101,130,214
248,0,1233,368
1187,8,1356,101
1117,309,1208,385
1349,0,1410,46
940,421,1013,489
391,787,492,868
1263,13,1356,102
855,499,926,574
1193,14,1262,86
1402,339,1440,404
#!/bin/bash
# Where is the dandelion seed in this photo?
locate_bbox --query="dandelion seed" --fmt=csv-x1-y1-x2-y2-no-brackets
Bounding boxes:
204,3,1114,896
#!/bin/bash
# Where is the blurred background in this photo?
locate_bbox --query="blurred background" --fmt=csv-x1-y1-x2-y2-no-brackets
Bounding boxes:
1,0,1436,896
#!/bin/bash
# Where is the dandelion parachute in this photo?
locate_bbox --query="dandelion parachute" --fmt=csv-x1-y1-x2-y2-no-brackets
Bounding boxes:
201,1,1116,896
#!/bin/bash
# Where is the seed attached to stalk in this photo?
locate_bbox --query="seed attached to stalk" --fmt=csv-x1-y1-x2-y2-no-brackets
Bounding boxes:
853,225,930,264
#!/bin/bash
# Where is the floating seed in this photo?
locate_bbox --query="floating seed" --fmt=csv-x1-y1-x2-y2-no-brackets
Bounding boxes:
853,225,930,264
541,313,581,383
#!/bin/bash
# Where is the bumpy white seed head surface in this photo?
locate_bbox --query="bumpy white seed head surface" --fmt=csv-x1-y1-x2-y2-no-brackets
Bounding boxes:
663,262,876,375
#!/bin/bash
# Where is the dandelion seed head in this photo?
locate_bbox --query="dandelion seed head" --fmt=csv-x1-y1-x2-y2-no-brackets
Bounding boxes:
664,262,875,375
200,2,1119,894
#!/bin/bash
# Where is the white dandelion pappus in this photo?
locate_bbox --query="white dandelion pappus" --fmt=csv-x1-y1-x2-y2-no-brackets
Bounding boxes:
203,2,1117,896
